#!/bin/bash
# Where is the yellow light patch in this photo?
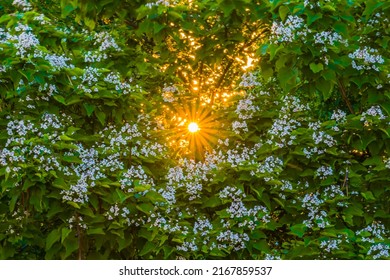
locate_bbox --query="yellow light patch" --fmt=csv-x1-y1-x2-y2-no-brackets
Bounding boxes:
188,122,200,133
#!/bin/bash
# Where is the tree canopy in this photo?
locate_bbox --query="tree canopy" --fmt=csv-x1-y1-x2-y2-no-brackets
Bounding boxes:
0,0,389,259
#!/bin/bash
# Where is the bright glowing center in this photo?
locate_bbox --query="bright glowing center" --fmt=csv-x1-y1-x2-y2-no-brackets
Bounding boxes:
188,122,200,133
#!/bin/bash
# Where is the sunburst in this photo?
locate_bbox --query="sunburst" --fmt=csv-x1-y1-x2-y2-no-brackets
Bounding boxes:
164,100,223,160
188,122,200,133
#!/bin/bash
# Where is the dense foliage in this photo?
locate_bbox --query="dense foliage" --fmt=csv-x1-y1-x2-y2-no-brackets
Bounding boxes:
0,0,389,259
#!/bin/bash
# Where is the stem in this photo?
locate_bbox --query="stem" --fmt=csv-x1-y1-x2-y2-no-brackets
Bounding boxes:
338,79,355,114
76,213,83,260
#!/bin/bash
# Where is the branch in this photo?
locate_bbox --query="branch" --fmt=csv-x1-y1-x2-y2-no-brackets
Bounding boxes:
210,28,265,105
338,79,355,114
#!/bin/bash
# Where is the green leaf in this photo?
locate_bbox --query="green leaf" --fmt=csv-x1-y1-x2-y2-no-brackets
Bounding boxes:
317,78,334,100
22,179,35,191
290,224,307,238
87,228,106,235
278,66,297,91
361,191,375,201
61,227,72,243
221,0,235,16
83,103,95,117
252,239,270,252
307,13,322,25
139,241,155,256
278,5,289,21
202,196,222,208
116,189,127,203
46,229,60,251
168,11,183,20
95,110,106,126
61,0,76,18
67,201,81,209
363,0,384,17
344,203,364,217
84,18,96,30
62,155,82,163
136,203,154,215
65,95,82,105
60,134,75,141
163,246,175,259
53,95,66,104
333,23,347,36
63,235,79,259
310,62,324,73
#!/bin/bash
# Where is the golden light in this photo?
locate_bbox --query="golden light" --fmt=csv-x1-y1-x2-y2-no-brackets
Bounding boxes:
161,101,224,160
188,122,200,133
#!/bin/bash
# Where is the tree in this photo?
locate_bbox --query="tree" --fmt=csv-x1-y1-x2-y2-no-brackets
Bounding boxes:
0,0,389,259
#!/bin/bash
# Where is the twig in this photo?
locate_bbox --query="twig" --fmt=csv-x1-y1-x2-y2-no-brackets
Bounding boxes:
338,79,354,114
342,167,349,197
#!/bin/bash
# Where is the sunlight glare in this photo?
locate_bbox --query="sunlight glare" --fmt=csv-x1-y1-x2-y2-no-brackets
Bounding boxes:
188,122,200,133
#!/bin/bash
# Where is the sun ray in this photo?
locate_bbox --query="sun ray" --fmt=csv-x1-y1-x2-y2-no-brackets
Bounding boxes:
162,100,225,160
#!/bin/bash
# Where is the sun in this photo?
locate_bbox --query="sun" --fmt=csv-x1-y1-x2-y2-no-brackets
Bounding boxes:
162,100,224,160
188,122,200,133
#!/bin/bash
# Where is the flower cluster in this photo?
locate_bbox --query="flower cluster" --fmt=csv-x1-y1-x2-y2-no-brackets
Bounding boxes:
103,71,142,95
356,222,388,241
356,222,389,259
216,230,250,251
270,15,310,43
267,96,310,147
301,192,329,229
360,105,387,126
320,238,343,253
267,117,300,147
312,131,337,147
219,185,270,225
162,85,178,102
367,243,390,260
225,144,260,167
100,123,142,152
323,184,345,201
193,217,213,236
120,165,155,193
232,120,248,134
93,31,121,52
105,204,130,222
0,112,73,175
384,158,390,169
12,0,32,11
146,0,174,9
61,177,90,204
77,66,101,93
235,93,259,120
161,158,215,203
255,156,283,181
348,47,384,72
366,12,388,28
314,31,348,52
33,50,74,71
315,165,333,179
8,24,40,58
176,240,198,252
331,109,347,123
239,72,261,87
68,215,88,230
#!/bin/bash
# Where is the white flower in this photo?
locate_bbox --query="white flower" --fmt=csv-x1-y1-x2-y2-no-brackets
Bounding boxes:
239,72,261,87
348,47,384,71
315,165,333,179
12,0,32,11
232,120,248,134
270,15,309,43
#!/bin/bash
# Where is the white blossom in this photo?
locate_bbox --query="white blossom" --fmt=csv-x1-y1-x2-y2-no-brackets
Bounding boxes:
348,47,384,71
